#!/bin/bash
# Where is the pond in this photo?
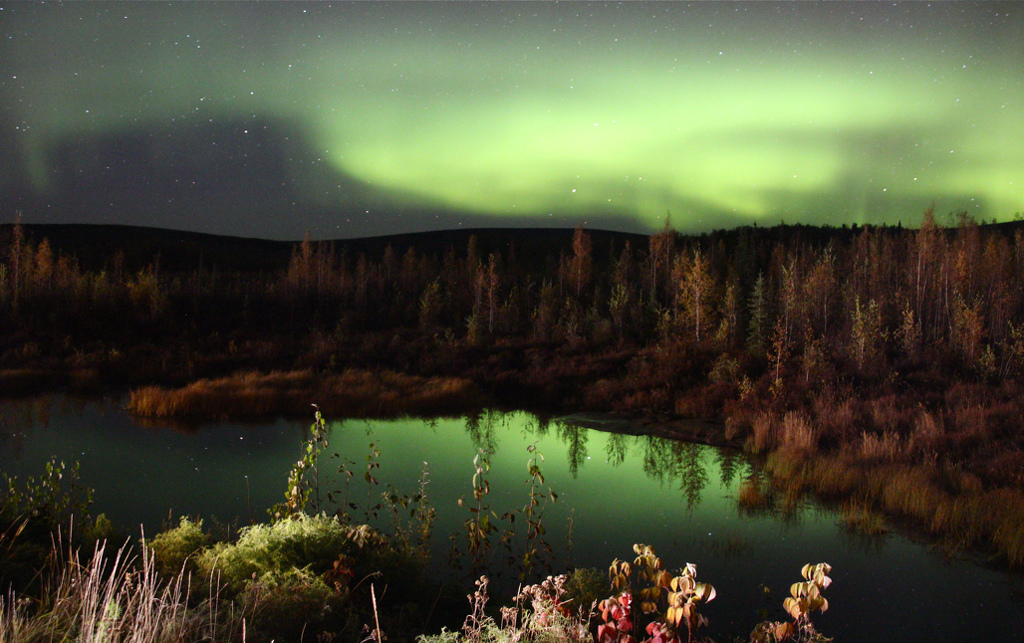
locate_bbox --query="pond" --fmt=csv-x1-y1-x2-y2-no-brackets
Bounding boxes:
2,395,1023,641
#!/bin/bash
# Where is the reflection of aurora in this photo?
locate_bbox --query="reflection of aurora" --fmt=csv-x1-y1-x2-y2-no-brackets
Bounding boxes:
458,410,734,510
4,400,1024,640
3,3,1022,236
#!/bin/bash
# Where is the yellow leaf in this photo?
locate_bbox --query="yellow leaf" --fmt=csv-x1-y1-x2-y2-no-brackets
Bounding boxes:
775,622,796,639
698,583,717,602
783,597,802,620
666,606,682,626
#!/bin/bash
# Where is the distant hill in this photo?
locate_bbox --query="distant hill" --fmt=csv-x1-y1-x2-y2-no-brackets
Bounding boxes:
5,218,1021,276
0,223,648,274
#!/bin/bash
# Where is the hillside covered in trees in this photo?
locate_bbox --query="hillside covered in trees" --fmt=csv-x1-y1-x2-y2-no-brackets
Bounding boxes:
3,210,1024,563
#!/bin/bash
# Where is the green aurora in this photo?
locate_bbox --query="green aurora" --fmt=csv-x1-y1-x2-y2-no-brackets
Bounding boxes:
1,2,1022,237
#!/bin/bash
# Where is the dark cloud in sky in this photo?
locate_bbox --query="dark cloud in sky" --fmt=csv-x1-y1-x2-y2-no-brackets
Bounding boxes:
1,1,1021,239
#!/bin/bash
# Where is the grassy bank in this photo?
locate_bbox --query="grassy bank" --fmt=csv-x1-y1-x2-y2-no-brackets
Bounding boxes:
127,369,490,420
727,402,1024,566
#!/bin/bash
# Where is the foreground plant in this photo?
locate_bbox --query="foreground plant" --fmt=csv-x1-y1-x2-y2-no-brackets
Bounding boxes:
2,457,93,529
498,442,560,581
750,563,833,643
2,457,99,595
417,574,590,643
270,404,329,521
456,449,497,576
1,538,240,643
598,544,716,643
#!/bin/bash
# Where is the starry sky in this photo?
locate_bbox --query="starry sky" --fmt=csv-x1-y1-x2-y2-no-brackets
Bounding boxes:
1,1,1022,240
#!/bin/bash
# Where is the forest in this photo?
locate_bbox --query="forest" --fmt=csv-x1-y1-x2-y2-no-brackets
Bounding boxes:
4,209,1024,468
2,209,1024,641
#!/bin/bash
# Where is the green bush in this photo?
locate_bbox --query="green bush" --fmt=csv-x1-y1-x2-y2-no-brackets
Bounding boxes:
196,513,361,593
240,567,355,643
146,516,211,577
1,458,95,595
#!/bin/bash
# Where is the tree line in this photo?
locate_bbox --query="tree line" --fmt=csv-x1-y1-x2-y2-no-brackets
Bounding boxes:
2,208,1024,392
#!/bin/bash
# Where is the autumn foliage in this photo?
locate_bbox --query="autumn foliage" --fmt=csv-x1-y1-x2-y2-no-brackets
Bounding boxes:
5,212,1024,561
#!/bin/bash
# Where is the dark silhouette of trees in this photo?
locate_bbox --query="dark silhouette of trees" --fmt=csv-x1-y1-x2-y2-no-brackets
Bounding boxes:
4,209,1024,407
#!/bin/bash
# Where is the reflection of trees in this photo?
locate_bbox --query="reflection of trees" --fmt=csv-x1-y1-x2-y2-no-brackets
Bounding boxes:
556,422,589,478
464,409,500,454
534,414,551,437
641,436,674,483
458,413,753,512
605,432,629,467
715,448,741,488
641,436,709,510
676,442,707,509
839,526,890,556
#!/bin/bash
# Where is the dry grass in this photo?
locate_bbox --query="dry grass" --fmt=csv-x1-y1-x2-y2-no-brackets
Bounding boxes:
951,403,989,441
839,500,889,536
873,465,943,519
804,458,865,499
909,409,943,453
990,488,1024,567
750,412,776,453
760,408,1024,567
128,369,489,420
868,395,904,433
0,539,240,643
737,478,771,514
855,431,904,463
811,393,859,442
779,412,817,453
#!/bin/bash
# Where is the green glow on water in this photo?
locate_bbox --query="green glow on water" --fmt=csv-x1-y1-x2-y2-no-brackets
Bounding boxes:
3,399,1024,639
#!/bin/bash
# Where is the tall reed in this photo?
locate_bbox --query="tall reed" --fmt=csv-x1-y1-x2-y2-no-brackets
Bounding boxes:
0,537,240,643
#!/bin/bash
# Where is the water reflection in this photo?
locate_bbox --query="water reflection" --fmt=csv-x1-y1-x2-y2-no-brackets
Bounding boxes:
458,411,725,513
463,409,501,454
605,431,628,466
555,422,588,477
2,397,1024,642
715,449,743,489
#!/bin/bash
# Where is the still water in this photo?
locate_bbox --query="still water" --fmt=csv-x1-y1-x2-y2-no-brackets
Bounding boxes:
2,396,1023,641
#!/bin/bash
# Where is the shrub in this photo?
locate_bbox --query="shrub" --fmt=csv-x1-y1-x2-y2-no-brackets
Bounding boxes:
146,516,211,578
417,574,591,643
562,566,608,616
599,544,716,643
240,567,353,643
750,413,776,453
751,563,834,643
196,513,361,594
1,458,95,594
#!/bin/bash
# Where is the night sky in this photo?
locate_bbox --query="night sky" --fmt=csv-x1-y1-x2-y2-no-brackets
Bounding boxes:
1,2,1022,240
